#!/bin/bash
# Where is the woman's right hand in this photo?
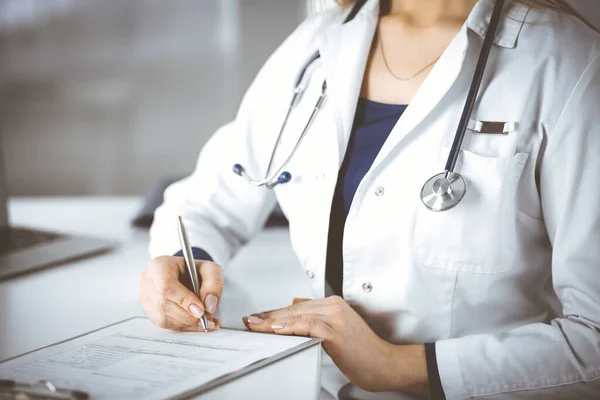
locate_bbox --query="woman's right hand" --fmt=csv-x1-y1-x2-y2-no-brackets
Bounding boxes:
138,255,224,331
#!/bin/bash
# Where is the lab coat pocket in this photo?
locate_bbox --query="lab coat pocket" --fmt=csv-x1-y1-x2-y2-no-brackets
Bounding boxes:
414,147,529,273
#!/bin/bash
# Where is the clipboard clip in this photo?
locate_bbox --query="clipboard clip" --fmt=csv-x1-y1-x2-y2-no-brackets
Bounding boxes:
0,379,89,400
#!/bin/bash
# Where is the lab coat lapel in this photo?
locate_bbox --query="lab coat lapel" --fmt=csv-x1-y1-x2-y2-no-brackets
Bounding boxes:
372,27,470,166
371,0,528,168
316,0,379,168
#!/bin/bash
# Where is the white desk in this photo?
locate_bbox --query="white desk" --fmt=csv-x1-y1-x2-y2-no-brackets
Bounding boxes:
0,197,319,399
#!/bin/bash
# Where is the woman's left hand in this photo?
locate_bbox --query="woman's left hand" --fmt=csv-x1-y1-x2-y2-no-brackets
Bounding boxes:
243,295,416,392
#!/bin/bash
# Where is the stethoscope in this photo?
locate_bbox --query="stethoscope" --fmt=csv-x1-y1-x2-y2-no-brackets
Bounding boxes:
233,0,505,212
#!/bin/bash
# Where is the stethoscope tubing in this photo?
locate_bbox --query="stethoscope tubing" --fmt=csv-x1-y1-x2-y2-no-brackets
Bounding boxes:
267,81,328,188
233,81,327,188
444,0,506,176
234,0,506,212
420,0,505,211
232,1,365,188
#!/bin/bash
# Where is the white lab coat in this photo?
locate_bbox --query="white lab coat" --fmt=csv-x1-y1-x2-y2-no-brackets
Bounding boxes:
149,0,600,398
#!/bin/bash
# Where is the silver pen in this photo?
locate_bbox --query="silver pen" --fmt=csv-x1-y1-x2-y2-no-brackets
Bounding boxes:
177,216,209,332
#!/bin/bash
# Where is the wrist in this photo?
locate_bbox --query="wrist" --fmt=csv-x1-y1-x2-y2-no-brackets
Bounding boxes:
383,343,430,397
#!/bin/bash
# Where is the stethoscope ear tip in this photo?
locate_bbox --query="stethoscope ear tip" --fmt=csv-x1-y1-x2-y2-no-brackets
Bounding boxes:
277,171,292,184
233,164,244,176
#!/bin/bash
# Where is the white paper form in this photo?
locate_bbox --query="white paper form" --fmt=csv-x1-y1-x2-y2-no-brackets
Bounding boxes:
0,318,318,399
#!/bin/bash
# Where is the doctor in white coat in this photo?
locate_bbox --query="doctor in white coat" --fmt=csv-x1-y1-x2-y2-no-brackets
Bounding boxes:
139,0,600,398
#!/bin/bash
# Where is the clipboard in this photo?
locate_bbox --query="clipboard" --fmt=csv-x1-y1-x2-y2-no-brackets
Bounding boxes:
0,317,323,400
0,379,89,399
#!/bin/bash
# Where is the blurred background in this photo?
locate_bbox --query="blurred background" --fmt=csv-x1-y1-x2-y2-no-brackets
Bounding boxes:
0,0,308,196
0,0,598,197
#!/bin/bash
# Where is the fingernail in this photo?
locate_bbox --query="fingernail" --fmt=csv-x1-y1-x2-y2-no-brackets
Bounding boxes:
189,304,204,318
271,323,285,330
205,294,218,314
246,316,264,324
207,320,217,330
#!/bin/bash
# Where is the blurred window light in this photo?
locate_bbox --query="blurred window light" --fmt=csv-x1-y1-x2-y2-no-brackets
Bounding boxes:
217,0,240,56
0,0,75,29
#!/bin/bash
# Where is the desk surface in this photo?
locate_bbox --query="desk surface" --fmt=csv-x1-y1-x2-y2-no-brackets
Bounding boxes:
1,197,312,361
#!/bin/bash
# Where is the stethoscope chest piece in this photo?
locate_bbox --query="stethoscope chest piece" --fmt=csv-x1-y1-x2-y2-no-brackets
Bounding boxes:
420,172,467,212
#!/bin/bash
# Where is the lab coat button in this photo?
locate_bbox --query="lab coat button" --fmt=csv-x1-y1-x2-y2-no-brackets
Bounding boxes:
306,270,315,279
375,186,385,196
362,282,373,292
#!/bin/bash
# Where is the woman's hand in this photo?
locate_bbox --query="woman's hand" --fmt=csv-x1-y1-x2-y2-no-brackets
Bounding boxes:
138,256,224,331
243,296,428,393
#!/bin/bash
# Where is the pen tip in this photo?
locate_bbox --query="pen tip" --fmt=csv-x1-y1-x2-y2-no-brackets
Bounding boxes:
178,216,183,224
198,315,209,332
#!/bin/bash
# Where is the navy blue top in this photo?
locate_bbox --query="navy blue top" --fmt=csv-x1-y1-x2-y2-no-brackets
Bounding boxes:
341,99,408,214
325,98,407,296
179,98,445,400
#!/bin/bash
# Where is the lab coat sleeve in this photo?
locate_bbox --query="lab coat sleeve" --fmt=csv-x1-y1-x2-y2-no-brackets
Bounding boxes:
434,53,600,399
148,15,328,266
148,121,276,266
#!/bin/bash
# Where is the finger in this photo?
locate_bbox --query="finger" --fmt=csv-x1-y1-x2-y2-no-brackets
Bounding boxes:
197,261,224,315
142,292,215,332
145,282,202,327
142,269,199,326
245,301,313,318
149,256,205,316
150,272,207,321
272,317,337,340
244,313,333,334
140,291,187,330
253,298,331,320
293,298,312,305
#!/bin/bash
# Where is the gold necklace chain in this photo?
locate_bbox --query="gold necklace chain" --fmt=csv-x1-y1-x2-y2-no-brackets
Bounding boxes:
378,27,442,81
